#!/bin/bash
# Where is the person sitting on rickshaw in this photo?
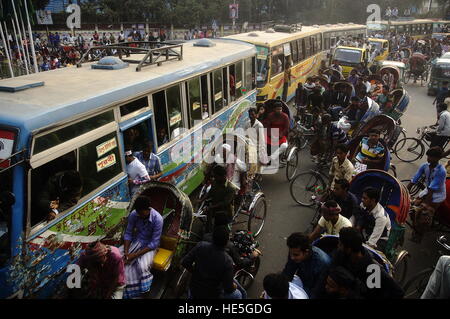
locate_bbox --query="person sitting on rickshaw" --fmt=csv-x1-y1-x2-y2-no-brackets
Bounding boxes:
329,179,359,222
355,129,385,170
344,97,365,128
295,82,308,108
376,85,390,111
307,87,324,111
328,144,354,191
309,201,353,241
264,101,290,163
212,143,248,193
354,187,391,251
347,69,359,87
355,63,370,77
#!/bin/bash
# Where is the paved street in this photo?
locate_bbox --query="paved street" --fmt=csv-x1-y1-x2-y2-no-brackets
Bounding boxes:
246,82,448,298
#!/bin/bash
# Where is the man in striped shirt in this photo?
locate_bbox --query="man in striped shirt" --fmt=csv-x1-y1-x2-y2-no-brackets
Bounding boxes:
355,129,385,170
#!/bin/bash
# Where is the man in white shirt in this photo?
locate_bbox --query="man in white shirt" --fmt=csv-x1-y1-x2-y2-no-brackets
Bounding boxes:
431,103,450,149
244,108,268,164
262,273,308,299
214,144,247,191
309,201,353,241
355,187,391,250
125,150,150,197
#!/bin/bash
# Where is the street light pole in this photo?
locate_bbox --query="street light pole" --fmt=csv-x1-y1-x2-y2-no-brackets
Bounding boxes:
233,0,236,33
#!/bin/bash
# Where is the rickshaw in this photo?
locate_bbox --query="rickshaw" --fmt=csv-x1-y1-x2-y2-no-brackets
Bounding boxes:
381,60,407,86
405,53,430,86
327,81,355,121
324,68,344,83
400,47,412,62
199,133,267,238
382,88,410,122
379,65,401,91
313,169,411,285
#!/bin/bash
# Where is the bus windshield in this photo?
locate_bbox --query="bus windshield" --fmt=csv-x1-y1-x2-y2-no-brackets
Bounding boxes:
334,48,362,65
432,63,450,78
369,41,383,51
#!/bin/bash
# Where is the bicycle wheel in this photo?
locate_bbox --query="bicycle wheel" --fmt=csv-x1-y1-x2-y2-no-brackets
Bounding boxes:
393,250,409,286
401,179,425,197
286,149,299,182
404,71,411,84
247,195,267,237
290,172,326,207
394,138,425,163
402,268,434,299
173,268,191,299
235,256,261,290
389,164,397,178
393,130,407,153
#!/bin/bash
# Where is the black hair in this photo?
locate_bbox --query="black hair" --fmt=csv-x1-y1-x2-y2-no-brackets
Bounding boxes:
212,165,227,178
437,103,447,112
324,200,339,209
383,85,390,91
426,146,443,158
363,187,380,201
350,96,360,102
335,144,348,153
274,101,283,108
335,179,350,191
368,129,381,136
263,273,289,299
213,211,230,227
328,266,358,289
248,107,257,114
339,227,363,253
134,196,151,211
286,232,311,251
212,226,230,248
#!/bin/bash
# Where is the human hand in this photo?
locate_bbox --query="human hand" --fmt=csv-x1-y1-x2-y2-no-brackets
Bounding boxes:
49,200,59,210
47,211,57,222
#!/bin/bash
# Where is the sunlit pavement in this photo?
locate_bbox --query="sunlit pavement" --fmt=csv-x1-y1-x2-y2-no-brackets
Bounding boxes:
245,83,448,299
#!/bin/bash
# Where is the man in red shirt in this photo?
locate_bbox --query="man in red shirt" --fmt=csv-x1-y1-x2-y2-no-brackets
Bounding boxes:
264,101,290,163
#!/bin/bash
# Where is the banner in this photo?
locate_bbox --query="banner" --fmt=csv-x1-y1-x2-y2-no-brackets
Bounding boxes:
229,4,239,19
36,10,53,25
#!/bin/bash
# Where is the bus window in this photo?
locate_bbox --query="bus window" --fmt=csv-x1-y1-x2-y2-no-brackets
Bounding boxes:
166,85,183,140
213,69,224,113
223,67,229,106
31,151,77,227
200,74,210,119
311,36,316,54
297,39,305,62
235,61,243,99
0,170,13,266
271,45,284,78
252,57,256,90
79,133,122,196
291,41,298,64
304,38,311,58
229,64,236,102
33,111,115,155
120,96,149,117
316,35,322,52
123,120,152,153
187,77,202,127
153,90,170,147
245,58,253,91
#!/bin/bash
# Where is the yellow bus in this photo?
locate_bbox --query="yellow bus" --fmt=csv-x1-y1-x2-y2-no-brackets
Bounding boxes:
367,19,443,39
332,46,371,77
368,38,389,62
226,23,366,104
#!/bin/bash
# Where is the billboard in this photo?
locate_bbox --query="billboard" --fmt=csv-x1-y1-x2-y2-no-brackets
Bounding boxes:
229,4,239,19
36,10,53,25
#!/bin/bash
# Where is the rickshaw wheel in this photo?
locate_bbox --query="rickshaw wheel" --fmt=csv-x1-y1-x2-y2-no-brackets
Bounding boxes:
173,268,191,299
286,149,299,181
393,250,410,286
248,196,267,237
402,267,434,299
235,256,261,290
401,179,425,197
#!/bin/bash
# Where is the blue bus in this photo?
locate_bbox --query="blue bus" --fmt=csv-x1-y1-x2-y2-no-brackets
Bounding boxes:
0,38,257,298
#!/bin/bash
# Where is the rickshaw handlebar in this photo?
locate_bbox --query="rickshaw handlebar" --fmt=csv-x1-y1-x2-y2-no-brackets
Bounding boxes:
437,235,450,252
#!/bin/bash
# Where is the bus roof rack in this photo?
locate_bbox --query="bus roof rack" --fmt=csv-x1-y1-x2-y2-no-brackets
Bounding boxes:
76,41,184,72
273,24,302,33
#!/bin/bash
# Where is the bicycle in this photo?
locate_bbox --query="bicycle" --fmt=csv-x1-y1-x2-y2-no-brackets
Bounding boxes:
402,235,450,298
289,160,330,207
393,125,450,163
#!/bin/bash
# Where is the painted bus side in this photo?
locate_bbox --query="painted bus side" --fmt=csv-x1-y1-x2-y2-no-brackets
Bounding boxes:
0,39,257,298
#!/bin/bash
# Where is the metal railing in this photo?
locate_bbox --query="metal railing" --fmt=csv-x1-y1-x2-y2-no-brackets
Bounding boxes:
76,41,183,72
0,148,27,174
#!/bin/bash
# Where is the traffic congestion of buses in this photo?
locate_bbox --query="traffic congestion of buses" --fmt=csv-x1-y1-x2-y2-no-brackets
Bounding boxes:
0,17,449,300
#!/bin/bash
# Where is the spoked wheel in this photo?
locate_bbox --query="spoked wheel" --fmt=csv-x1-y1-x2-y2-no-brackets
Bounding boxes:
393,250,410,286
235,256,261,290
389,164,397,178
401,179,425,197
247,195,267,237
394,138,425,163
404,71,411,84
420,72,428,87
173,268,191,299
392,130,407,153
290,172,326,207
402,268,434,299
286,148,299,181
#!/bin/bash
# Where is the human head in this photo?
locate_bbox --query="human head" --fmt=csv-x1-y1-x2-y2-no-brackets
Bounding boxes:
338,227,363,256
306,77,313,84
286,232,311,263
325,266,359,297
368,129,380,145
322,113,332,125
362,187,380,210
125,149,134,164
248,107,258,121
263,273,289,299
437,103,447,113
333,179,350,198
350,96,360,106
321,200,341,223
426,147,443,165
212,226,229,248
212,164,227,184
443,81,449,88
335,144,349,163
213,211,230,228
84,241,109,267
297,82,303,89
142,141,154,160
274,101,283,115
61,170,82,196
382,85,389,94
134,195,152,219
350,69,357,76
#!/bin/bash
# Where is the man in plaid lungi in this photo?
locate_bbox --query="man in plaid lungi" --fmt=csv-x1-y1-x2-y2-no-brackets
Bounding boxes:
121,196,163,299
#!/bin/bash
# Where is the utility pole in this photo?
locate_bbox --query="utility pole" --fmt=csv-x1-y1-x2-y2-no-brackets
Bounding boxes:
233,0,236,33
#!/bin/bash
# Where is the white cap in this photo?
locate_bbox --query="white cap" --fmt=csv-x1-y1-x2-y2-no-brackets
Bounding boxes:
125,150,132,156
221,143,232,152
